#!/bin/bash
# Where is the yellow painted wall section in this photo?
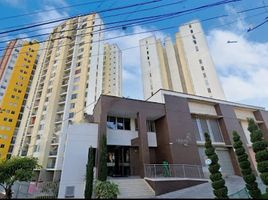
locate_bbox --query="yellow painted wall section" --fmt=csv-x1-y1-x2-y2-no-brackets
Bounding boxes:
0,41,39,159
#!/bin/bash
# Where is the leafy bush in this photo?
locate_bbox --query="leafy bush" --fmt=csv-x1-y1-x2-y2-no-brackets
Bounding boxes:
232,131,261,198
95,180,119,199
248,118,268,194
204,132,228,199
84,146,94,199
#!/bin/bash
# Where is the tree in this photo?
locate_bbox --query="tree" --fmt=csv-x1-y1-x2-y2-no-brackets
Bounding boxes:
248,118,268,194
0,157,39,199
98,135,107,181
232,131,261,198
204,132,229,199
85,146,94,199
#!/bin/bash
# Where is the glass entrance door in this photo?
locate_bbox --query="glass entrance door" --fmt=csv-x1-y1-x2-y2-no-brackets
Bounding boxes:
107,146,130,177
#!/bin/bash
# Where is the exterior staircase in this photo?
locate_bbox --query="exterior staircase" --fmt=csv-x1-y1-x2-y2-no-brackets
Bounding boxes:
109,177,155,198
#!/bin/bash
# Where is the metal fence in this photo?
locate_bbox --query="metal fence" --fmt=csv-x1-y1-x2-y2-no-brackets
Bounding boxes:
12,181,59,198
144,164,205,179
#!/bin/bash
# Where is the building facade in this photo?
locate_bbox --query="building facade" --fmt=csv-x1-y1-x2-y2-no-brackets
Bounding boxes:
102,43,122,97
13,13,122,181
140,20,225,100
0,40,39,159
58,89,268,197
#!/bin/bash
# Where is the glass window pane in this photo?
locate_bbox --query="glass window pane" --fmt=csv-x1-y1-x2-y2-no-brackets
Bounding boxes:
200,118,209,136
209,119,223,142
192,118,201,141
117,118,124,130
124,118,130,130
107,116,116,129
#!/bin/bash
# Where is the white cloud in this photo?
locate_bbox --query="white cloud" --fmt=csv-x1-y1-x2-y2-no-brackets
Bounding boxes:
207,6,268,109
106,26,168,99
35,6,69,36
0,0,23,7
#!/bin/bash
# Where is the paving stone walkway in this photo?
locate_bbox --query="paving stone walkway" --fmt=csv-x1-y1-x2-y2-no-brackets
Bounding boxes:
156,175,266,199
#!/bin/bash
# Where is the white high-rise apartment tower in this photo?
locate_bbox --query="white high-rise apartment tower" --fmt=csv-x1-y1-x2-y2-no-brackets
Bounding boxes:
102,43,122,97
140,20,225,100
13,13,122,181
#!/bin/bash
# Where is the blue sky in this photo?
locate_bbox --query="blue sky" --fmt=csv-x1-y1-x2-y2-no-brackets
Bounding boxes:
0,0,268,109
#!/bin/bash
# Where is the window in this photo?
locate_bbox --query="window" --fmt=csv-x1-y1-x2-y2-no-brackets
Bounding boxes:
72,85,79,91
193,40,197,44
117,118,124,130
39,124,44,130
0,144,5,148
146,120,155,132
107,116,116,129
192,117,223,143
201,66,205,71
70,103,75,109
74,77,80,83
192,118,201,141
208,88,211,93
75,69,81,74
209,119,223,142
71,94,77,99
69,112,74,118
199,59,203,64
0,134,7,140
195,46,199,51
107,116,131,130
203,73,206,78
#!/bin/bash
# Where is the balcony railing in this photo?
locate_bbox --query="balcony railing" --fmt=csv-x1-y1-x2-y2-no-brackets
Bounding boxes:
144,164,205,179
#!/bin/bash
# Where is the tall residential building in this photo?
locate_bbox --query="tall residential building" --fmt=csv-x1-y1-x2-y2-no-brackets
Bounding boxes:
140,20,225,100
13,13,122,181
0,40,39,159
102,43,122,97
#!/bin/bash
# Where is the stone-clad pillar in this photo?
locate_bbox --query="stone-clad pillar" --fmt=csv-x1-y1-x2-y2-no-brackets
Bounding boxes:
254,110,268,142
215,103,253,176
137,112,150,178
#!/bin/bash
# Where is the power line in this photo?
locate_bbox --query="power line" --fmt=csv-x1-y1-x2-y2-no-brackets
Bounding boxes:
4,10,268,149
5,10,267,73
1,8,266,62
0,0,163,34
0,0,187,44
0,0,107,21
0,0,242,53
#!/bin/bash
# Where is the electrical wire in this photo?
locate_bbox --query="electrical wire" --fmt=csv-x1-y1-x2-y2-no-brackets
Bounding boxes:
0,0,188,44
0,0,242,54
11,10,268,150
0,0,108,21
0,0,163,34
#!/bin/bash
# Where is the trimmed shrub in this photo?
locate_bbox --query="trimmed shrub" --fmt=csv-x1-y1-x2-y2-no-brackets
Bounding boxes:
213,187,228,198
232,131,261,199
255,150,268,163
238,154,248,162
204,132,228,199
248,118,268,194
84,146,94,199
210,172,222,182
95,180,119,199
212,179,226,190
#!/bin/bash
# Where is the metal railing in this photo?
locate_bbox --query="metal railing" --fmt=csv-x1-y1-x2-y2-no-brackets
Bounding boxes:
144,164,205,179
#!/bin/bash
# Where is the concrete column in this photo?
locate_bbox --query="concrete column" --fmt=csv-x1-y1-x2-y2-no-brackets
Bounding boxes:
254,110,268,142
215,103,254,176
137,112,150,178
